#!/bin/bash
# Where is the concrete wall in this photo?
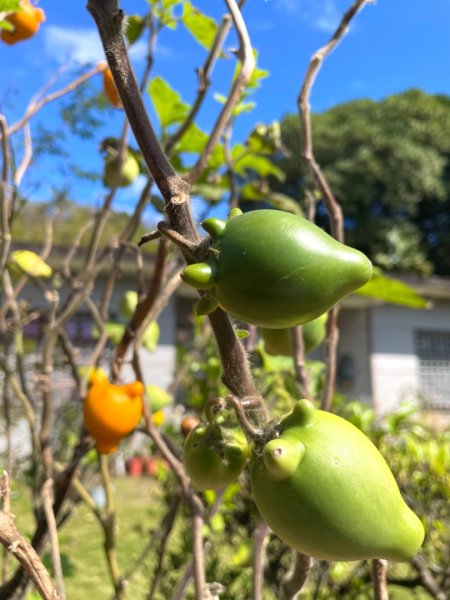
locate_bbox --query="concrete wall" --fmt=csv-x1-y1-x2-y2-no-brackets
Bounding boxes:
370,300,450,414
336,308,372,403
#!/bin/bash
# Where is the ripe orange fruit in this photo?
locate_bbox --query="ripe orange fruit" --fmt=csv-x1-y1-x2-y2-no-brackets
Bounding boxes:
100,64,123,109
1,0,45,45
83,375,144,454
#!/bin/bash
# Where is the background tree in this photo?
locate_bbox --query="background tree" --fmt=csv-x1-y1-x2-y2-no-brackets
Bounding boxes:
273,89,450,276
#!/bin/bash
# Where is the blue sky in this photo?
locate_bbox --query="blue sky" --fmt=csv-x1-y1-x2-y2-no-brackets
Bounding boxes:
2,0,450,221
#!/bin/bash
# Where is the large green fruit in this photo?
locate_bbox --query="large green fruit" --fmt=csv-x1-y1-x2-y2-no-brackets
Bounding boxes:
251,400,424,561
181,210,372,328
261,313,328,357
184,424,249,491
103,152,139,188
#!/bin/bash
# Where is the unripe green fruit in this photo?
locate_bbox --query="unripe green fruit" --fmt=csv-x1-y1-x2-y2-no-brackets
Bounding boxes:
261,313,328,357
103,153,139,188
251,400,424,561
184,425,249,491
119,291,138,319
181,210,372,328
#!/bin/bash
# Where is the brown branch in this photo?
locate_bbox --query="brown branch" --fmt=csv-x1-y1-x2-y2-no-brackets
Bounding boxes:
298,0,371,242
297,0,372,412
0,512,60,600
184,0,255,184
41,480,65,600
411,555,448,600
371,559,389,600
320,306,339,411
164,11,233,155
291,327,312,401
280,552,313,600
252,521,268,600
0,115,12,284
87,0,195,239
112,237,169,381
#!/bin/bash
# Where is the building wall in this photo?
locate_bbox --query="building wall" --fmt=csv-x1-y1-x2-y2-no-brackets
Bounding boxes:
370,301,450,414
336,308,372,403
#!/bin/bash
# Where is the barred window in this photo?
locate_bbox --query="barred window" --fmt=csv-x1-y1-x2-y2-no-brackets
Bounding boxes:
415,330,450,409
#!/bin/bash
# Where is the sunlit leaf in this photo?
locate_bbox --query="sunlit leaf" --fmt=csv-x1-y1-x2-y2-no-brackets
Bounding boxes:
125,15,146,44
356,269,429,309
148,76,189,128
182,1,218,50
175,122,208,153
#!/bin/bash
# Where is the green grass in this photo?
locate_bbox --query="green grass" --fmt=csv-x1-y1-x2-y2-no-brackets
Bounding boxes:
11,476,166,599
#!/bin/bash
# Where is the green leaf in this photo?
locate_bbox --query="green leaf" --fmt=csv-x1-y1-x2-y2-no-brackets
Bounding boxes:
0,0,21,11
356,270,429,309
234,152,286,181
148,76,189,129
191,183,227,202
240,182,266,201
182,1,218,50
267,192,302,215
234,101,256,116
125,15,146,45
175,122,208,154
0,19,13,30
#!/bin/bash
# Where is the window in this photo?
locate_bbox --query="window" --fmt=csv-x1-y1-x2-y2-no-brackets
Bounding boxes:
415,330,450,409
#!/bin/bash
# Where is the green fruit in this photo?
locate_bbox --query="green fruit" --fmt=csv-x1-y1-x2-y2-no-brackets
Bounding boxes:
181,210,372,328
119,291,138,319
251,400,424,561
9,250,52,278
103,152,139,188
142,320,160,352
184,425,249,491
261,313,328,357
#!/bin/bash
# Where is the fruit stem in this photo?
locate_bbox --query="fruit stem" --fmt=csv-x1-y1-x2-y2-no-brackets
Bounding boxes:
225,395,266,442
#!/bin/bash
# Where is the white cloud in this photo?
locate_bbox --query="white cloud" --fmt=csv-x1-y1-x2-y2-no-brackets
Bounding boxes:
275,0,341,34
42,26,155,65
314,0,341,33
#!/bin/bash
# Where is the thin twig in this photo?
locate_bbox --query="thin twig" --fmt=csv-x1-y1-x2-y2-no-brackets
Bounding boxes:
42,480,66,600
280,552,313,600
291,327,312,401
0,511,60,600
7,64,105,137
371,559,389,600
410,555,448,600
185,0,255,184
297,0,372,411
252,521,268,600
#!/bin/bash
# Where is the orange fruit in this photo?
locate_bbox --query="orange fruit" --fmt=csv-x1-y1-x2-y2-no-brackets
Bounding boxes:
1,0,45,45
101,65,122,109
83,375,144,454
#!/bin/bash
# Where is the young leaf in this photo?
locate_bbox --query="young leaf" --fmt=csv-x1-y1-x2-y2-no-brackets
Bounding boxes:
356,269,429,309
234,153,285,181
125,15,146,45
148,76,189,129
175,122,208,154
182,1,218,50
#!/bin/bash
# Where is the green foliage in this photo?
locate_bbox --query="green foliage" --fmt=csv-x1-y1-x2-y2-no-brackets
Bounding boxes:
356,269,429,309
148,76,190,129
0,0,20,12
125,15,146,45
181,2,219,50
274,90,450,275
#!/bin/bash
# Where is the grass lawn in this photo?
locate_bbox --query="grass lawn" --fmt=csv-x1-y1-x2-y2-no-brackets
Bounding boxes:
11,476,167,599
